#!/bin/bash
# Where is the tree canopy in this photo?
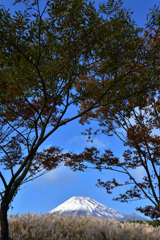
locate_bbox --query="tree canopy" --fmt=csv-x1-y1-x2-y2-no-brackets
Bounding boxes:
0,0,149,239
66,4,160,220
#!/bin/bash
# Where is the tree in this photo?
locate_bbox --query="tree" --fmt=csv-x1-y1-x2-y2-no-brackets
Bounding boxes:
0,0,145,238
66,92,160,220
65,5,160,220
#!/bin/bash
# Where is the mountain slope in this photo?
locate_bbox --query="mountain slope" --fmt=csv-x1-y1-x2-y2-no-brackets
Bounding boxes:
121,213,148,221
49,196,127,220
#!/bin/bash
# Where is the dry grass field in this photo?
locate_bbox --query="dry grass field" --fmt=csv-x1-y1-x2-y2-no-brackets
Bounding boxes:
0,213,159,240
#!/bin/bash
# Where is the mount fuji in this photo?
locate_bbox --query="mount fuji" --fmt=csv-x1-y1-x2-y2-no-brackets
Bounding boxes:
49,196,147,221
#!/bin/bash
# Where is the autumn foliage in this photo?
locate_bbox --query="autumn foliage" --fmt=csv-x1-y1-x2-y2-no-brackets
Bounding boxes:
1,0,160,239
0,0,151,239
65,8,160,220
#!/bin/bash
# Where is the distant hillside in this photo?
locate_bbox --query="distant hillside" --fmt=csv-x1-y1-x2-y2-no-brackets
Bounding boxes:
121,213,148,221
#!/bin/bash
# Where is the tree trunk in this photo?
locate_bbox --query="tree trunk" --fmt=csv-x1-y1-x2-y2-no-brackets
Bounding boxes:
0,204,9,240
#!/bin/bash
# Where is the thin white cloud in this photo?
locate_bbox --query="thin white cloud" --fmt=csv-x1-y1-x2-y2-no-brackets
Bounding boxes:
42,166,77,187
130,166,146,181
87,137,107,148
68,135,108,149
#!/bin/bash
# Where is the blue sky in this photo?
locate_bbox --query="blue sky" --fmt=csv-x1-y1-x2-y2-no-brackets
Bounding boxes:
2,0,160,219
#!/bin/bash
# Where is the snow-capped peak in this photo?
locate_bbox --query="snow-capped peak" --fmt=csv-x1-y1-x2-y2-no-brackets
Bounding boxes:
49,196,127,220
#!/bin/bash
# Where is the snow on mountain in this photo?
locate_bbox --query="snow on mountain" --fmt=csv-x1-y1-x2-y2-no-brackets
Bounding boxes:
49,196,127,221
